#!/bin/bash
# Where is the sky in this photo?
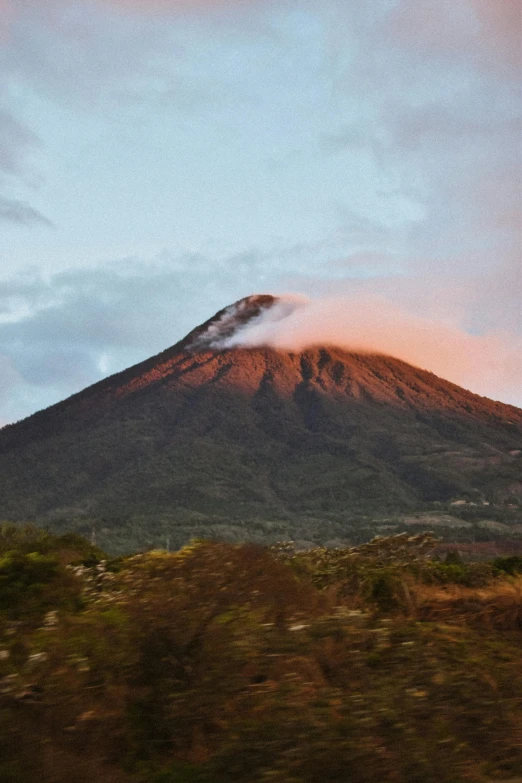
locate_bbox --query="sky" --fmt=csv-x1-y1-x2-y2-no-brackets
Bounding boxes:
0,0,520,423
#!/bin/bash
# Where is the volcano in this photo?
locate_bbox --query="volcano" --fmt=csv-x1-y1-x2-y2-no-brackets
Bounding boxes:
0,295,521,552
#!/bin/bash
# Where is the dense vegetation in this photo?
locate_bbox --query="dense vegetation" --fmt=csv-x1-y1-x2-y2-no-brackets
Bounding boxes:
1,523,522,783
0,337,521,554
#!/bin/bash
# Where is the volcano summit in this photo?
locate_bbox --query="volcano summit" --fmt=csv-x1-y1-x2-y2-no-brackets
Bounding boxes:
0,295,521,552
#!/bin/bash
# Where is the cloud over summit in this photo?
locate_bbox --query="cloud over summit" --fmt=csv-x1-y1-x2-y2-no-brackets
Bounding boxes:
228,293,522,406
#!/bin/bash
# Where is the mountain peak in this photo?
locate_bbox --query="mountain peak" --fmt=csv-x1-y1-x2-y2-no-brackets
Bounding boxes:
0,296,521,553
183,293,311,353
184,294,278,352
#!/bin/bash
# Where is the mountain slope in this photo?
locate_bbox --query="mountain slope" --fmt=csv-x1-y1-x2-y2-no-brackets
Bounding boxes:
0,295,521,551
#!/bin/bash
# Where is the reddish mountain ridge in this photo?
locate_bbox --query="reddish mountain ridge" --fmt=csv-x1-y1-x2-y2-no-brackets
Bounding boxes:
0,295,521,552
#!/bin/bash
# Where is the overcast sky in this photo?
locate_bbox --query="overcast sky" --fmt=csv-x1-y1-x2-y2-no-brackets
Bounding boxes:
0,0,520,423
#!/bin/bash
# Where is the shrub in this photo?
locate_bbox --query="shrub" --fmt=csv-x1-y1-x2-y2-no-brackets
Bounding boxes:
423,561,494,587
493,555,522,576
0,550,80,617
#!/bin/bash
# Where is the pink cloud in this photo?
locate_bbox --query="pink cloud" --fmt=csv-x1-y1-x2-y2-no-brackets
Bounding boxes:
230,294,522,406
0,0,14,41
470,0,521,69
386,0,521,74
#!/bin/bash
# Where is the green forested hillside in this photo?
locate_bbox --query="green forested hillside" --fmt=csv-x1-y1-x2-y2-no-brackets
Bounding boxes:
0,329,521,553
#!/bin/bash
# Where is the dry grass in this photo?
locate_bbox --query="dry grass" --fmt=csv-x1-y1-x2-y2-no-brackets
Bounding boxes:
414,577,522,630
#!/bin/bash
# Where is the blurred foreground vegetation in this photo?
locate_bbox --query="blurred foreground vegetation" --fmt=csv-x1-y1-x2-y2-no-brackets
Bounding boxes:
1,523,522,783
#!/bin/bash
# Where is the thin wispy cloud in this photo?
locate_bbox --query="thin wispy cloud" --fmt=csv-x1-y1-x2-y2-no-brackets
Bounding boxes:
0,102,49,230
0,197,53,226
0,109,39,176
